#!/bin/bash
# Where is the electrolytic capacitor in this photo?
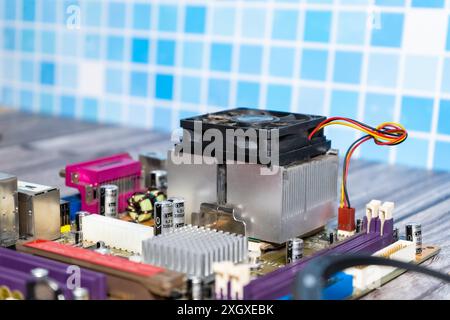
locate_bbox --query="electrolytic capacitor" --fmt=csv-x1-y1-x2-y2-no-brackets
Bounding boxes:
154,200,173,236
150,170,167,190
73,287,90,300
286,238,303,264
329,232,334,244
406,223,422,255
189,277,203,300
94,241,110,255
74,211,89,245
393,227,399,242
356,219,362,233
60,200,70,227
28,268,65,300
168,197,185,228
31,268,49,279
99,185,119,218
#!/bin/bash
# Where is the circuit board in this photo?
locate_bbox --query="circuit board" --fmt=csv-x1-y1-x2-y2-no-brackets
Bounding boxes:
251,229,332,276
247,227,441,300
58,217,442,301
1,107,445,301
352,245,441,299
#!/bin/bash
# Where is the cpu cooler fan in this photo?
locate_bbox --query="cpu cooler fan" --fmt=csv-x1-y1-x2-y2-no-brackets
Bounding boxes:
179,108,330,165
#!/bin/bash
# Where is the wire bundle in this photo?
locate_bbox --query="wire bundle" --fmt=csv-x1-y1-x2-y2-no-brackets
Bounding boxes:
308,117,408,209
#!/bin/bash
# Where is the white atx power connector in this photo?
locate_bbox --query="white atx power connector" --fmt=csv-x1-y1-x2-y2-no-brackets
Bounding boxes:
82,214,154,254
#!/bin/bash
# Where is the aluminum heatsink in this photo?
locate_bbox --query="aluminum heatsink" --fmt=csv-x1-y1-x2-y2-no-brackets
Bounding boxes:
142,225,248,278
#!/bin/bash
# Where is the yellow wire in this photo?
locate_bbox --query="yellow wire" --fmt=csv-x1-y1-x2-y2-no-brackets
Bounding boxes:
318,122,403,143
321,120,407,208
317,121,407,145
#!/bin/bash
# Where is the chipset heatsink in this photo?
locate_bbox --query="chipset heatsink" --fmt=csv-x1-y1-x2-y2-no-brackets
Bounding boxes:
142,225,248,278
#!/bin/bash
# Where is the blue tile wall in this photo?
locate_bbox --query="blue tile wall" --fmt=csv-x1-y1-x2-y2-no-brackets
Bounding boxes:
297,87,325,114
412,0,445,8
438,100,450,135
132,38,150,64
133,3,151,30
212,7,235,36
447,18,450,51
269,47,295,77
301,49,328,81
81,97,98,122
210,43,232,72
304,10,332,42
158,5,177,32
184,6,206,34
434,141,450,171
107,2,126,29
336,11,366,45
84,34,100,59
237,81,260,108
242,8,266,39
239,45,263,75
59,63,78,88
181,76,201,104
0,0,449,171
367,53,399,88
40,62,55,85
272,10,299,40
41,31,56,55
40,93,54,115
370,13,404,48
130,72,148,97
333,51,363,84
105,68,123,94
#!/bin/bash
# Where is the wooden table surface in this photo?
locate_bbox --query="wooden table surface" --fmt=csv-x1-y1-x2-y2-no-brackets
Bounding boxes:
0,108,448,300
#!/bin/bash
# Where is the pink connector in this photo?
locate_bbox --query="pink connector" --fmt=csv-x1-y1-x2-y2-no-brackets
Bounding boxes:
65,153,143,214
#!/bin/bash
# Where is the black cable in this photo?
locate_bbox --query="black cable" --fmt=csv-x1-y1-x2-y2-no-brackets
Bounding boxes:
294,254,450,300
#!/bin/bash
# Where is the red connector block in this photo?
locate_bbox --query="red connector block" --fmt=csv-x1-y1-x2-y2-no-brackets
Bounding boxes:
338,207,356,239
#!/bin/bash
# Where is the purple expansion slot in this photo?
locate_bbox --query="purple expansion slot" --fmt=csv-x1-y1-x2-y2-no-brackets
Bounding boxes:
243,217,394,300
0,247,107,300
0,265,73,299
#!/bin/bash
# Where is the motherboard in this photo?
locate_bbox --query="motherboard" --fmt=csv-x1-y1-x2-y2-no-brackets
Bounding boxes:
0,108,445,300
